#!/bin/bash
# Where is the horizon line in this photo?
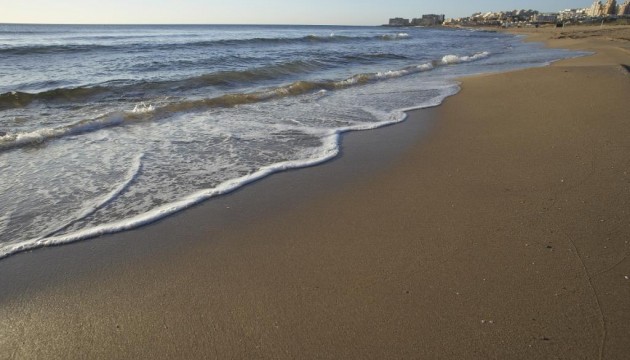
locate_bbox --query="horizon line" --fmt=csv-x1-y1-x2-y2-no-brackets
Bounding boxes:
0,22,385,27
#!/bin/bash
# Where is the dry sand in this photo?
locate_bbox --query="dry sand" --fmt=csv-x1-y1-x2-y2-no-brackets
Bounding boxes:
1,27,629,359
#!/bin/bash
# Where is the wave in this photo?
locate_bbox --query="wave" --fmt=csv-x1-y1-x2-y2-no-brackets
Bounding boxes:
0,86,109,110
380,33,410,40
178,33,398,48
0,52,435,110
0,82,462,261
0,51,490,152
342,53,410,63
0,33,411,56
0,55,388,109
169,59,332,89
148,51,485,93
0,60,329,110
157,55,465,111
441,51,490,64
3,63,321,108
0,44,111,55
0,113,125,151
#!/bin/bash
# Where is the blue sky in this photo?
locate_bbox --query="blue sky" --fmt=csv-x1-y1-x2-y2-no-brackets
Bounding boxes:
3,1,595,25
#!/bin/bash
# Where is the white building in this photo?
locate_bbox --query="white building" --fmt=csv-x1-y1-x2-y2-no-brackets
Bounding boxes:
589,1,604,16
558,8,588,21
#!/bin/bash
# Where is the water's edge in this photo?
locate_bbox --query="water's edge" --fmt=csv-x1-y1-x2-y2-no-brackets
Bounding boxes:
0,29,586,261
0,86,459,260
0,90,444,303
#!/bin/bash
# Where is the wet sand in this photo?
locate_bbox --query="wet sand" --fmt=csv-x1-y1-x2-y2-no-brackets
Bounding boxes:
1,27,630,359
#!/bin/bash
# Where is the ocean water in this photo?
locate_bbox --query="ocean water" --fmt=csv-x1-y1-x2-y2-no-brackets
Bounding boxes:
0,24,581,258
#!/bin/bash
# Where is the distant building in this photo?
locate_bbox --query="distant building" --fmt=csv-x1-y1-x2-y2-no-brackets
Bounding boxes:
604,0,618,14
589,1,605,16
412,14,445,26
409,4,627,28
532,13,558,23
559,8,589,21
388,17,410,26
589,0,620,16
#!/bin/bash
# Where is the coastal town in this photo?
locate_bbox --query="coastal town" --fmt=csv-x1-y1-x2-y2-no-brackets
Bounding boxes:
386,1,630,27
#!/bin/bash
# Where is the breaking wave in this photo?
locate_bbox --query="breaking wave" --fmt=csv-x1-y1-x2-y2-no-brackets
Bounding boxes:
441,51,490,64
0,86,109,110
0,51,491,152
0,51,489,111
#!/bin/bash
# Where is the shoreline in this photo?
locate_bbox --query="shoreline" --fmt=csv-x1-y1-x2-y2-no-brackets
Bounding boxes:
0,27,568,261
0,102,441,303
2,26,630,358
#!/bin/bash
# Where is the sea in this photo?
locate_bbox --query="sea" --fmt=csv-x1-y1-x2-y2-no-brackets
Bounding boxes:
0,24,582,259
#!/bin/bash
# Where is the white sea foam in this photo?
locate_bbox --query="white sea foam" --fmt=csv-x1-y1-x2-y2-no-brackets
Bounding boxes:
0,114,124,150
131,102,155,114
37,153,144,239
375,61,435,80
0,83,460,260
333,51,486,87
376,69,407,79
381,33,410,40
0,135,342,259
441,51,490,65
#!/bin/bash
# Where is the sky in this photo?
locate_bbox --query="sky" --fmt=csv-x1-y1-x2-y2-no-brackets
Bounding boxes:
2,0,596,25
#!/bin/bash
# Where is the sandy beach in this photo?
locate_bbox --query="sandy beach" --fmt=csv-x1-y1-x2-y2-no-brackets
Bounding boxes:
1,26,630,359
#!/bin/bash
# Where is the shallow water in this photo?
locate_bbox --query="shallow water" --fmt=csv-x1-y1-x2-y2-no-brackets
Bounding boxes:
0,24,582,258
